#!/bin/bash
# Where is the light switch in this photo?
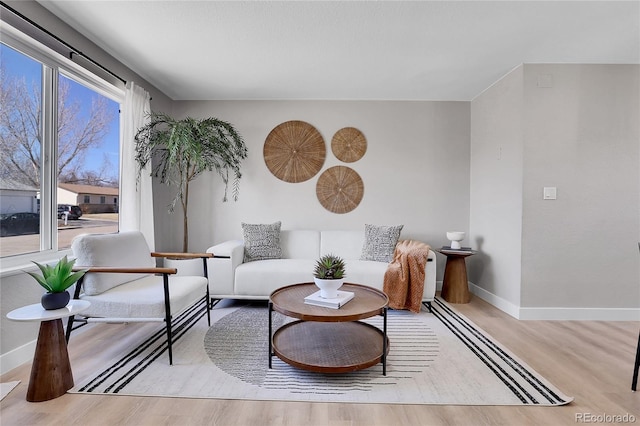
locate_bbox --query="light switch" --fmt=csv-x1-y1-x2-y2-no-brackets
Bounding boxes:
543,187,557,200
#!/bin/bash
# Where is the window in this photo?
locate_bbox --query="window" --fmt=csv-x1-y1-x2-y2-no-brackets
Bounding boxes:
100,196,106,204
1,27,122,262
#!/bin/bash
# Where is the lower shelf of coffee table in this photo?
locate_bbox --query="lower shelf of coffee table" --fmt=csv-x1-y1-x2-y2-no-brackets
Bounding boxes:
272,320,389,373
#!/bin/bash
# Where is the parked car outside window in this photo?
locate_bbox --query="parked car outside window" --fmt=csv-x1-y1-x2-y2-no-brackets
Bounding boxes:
57,204,82,220
0,212,40,237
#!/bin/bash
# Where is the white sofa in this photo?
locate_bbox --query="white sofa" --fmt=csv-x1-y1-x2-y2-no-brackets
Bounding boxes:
206,229,436,309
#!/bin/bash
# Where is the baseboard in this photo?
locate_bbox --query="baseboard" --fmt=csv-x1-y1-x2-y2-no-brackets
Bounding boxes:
0,340,35,375
468,282,640,321
518,307,640,321
0,321,93,375
468,282,520,319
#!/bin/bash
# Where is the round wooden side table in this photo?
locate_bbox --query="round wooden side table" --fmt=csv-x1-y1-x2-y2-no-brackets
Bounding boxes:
437,249,477,304
7,300,90,402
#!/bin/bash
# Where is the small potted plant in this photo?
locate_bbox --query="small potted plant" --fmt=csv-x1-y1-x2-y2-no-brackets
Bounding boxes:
26,256,87,310
313,254,346,299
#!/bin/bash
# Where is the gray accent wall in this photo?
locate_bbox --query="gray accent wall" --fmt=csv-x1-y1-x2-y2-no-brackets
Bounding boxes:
165,101,471,255
469,64,640,319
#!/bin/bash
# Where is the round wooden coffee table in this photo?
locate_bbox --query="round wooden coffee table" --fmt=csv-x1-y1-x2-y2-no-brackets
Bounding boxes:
269,282,389,375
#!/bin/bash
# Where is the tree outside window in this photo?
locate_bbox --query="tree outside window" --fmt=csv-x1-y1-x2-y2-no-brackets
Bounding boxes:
0,42,121,258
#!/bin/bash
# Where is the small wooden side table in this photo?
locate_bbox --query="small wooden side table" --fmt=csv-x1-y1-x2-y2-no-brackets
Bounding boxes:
437,249,477,304
7,300,90,402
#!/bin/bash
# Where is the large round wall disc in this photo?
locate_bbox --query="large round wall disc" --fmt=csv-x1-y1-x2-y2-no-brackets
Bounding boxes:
316,166,364,214
331,127,367,163
264,120,326,183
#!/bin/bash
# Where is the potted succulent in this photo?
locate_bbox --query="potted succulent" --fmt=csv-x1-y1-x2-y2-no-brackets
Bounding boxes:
313,254,346,299
134,112,247,253
26,256,87,310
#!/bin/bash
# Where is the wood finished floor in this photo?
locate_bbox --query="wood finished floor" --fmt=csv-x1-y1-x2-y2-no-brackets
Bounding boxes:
1,295,638,426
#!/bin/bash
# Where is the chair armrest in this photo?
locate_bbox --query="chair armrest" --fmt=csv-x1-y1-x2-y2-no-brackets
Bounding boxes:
73,266,177,274
151,252,214,260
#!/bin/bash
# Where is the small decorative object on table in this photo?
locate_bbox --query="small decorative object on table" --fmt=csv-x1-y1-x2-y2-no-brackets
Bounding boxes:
313,254,346,299
25,255,87,310
304,289,354,308
446,231,466,250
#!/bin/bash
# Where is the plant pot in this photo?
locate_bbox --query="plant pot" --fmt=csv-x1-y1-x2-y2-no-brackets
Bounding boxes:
41,291,70,310
313,277,344,299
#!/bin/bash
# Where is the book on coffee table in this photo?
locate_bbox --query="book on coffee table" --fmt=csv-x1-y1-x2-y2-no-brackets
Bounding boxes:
304,290,355,309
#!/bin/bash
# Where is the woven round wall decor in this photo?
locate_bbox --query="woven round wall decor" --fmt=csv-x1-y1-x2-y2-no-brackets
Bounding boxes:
263,120,326,183
331,127,367,163
316,166,364,214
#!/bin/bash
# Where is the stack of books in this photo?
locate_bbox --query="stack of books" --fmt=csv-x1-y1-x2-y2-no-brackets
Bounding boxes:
304,290,354,309
440,246,475,254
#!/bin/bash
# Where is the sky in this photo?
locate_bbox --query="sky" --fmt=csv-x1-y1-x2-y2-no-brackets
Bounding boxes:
1,42,120,183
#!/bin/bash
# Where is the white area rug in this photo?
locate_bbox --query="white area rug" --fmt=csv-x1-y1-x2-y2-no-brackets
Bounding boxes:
70,298,572,405
1,381,20,401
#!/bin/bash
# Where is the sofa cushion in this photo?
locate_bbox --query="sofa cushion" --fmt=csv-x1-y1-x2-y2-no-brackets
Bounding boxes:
360,224,403,262
241,221,282,262
71,231,155,296
80,274,207,319
234,259,316,295
281,230,320,259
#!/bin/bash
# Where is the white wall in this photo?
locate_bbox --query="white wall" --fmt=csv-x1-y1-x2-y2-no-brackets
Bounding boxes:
470,64,640,319
469,66,524,312
158,101,471,263
520,64,639,313
56,188,77,205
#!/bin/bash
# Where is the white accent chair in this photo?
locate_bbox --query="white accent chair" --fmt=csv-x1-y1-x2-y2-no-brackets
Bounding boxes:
66,231,212,365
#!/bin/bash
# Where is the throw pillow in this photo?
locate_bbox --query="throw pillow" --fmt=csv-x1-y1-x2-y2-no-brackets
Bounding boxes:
360,224,404,263
242,221,282,262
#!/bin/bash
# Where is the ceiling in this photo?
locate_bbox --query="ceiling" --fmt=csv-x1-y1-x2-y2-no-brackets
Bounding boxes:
37,1,639,101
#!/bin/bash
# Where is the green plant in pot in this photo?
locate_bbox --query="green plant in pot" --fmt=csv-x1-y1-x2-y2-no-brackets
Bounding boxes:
26,256,87,310
313,254,346,299
135,112,247,252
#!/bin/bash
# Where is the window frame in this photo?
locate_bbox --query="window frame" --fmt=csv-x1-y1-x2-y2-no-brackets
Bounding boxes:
0,22,124,275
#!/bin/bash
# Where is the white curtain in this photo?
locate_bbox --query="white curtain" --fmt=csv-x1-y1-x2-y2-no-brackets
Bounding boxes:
119,82,155,248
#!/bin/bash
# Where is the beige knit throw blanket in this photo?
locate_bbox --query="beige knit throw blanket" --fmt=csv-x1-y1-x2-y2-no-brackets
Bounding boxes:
383,239,431,313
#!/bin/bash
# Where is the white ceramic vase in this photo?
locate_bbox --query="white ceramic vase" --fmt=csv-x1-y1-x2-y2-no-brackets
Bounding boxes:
446,231,465,250
313,277,344,299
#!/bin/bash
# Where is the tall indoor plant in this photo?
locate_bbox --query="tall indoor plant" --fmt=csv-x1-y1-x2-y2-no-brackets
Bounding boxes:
135,112,247,252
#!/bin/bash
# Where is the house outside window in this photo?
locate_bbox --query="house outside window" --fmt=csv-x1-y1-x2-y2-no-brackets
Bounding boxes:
0,26,122,262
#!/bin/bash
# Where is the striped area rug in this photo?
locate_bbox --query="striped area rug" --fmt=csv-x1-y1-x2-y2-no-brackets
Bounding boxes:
70,298,572,405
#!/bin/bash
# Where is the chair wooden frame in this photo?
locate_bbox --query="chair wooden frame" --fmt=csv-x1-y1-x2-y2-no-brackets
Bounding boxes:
66,252,213,365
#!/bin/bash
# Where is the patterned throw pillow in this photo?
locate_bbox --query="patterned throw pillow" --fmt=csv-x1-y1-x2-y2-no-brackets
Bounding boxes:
242,221,282,262
360,224,404,263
